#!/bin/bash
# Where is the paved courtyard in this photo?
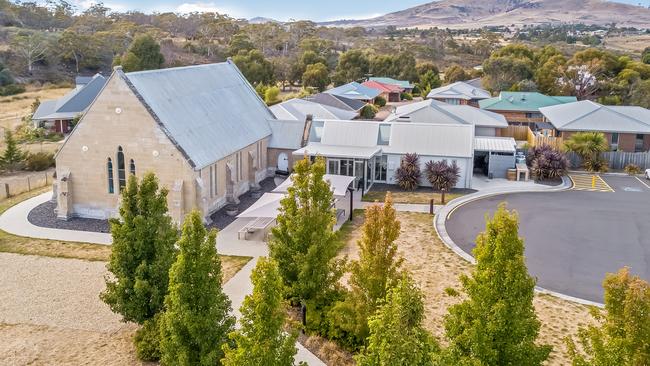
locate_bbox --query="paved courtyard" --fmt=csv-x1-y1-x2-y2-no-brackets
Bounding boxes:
446,174,650,303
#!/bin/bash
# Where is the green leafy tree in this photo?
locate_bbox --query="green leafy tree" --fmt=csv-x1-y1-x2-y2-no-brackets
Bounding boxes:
101,173,178,324
355,275,439,366
642,47,650,65
302,62,330,92
114,34,164,72
264,85,280,105
0,130,27,171
222,258,299,366
535,54,567,95
483,56,534,92
566,267,650,366
159,210,235,366
332,49,369,85
232,49,275,86
331,193,403,348
444,64,469,84
0,61,15,86
442,204,551,366
564,132,609,171
269,156,343,305
628,79,650,108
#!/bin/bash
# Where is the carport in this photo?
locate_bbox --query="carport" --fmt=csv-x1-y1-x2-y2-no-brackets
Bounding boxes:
474,137,516,179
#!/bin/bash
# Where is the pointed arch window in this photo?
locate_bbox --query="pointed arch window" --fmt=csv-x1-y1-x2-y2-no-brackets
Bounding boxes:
129,159,136,175
107,158,114,194
117,146,126,190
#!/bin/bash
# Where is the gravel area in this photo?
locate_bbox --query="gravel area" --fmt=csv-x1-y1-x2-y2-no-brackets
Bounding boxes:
27,200,110,233
208,177,279,230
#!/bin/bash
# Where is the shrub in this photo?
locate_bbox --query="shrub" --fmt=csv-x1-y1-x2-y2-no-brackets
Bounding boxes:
264,86,280,105
424,160,460,203
360,104,378,119
134,315,161,361
526,145,569,180
624,164,641,175
373,95,386,107
25,152,55,171
395,153,421,190
0,84,26,97
401,92,413,100
583,157,609,173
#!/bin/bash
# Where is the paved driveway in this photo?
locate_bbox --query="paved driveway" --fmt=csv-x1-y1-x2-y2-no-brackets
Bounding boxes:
446,175,650,303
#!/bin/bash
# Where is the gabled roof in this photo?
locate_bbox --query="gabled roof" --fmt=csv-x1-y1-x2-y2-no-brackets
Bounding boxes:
120,61,273,169
426,81,491,100
384,99,508,128
369,77,413,89
269,98,357,121
75,75,94,87
362,80,403,93
464,77,484,89
540,100,650,134
304,93,366,112
268,119,305,149
479,92,577,112
324,82,382,100
33,74,106,121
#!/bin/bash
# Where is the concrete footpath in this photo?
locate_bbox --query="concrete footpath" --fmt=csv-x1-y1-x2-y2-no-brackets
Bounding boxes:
0,190,325,366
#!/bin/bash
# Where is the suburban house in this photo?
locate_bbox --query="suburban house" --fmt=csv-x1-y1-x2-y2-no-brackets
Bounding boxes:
540,100,650,152
324,82,381,103
54,61,274,223
369,77,414,93
384,98,509,137
292,120,475,191
361,80,403,102
304,92,366,115
426,81,491,107
32,74,106,134
269,98,357,121
479,92,577,128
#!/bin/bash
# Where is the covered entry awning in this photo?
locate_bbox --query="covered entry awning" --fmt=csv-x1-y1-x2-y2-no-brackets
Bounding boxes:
272,174,355,197
292,143,381,159
474,136,516,153
237,193,285,218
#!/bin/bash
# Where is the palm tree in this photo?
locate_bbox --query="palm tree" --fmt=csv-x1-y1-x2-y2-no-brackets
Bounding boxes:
564,132,609,172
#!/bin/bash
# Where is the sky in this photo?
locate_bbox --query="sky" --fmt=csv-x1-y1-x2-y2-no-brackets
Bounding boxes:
72,0,649,22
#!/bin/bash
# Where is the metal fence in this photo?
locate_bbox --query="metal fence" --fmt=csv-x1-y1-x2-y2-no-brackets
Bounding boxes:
567,151,650,170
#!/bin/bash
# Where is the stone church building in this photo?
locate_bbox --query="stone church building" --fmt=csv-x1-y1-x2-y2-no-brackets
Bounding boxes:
54,61,274,223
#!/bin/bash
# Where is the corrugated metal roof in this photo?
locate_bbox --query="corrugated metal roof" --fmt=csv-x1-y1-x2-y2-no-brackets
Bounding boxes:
474,136,516,152
385,99,507,127
384,123,474,158
427,81,491,100
479,92,577,112
123,61,273,169
268,119,305,149
324,82,382,100
305,93,366,112
362,80,403,93
33,74,106,121
293,143,381,159
369,77,413,89
269,99,357,121
321,120,379,147
540,100,650,133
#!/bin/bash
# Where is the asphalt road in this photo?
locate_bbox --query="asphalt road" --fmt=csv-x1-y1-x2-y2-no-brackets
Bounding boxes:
446,175,650,303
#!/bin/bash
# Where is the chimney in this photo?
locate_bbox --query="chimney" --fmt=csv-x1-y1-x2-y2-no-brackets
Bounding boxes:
301,114,313,148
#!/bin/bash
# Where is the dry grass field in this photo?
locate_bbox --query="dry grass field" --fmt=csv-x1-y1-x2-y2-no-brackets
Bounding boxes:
603,34,650,54
340,210,594,365
0,87,72,130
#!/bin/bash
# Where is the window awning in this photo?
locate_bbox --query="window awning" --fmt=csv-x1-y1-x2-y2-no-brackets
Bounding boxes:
272,174,355,197
292,143,381,159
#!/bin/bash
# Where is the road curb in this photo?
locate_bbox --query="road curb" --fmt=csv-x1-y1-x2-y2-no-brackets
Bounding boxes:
433,177,606,308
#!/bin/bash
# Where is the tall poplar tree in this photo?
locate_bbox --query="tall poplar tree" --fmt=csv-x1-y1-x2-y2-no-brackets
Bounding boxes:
101,172,177,324
269,156,343,304
159,210,235,366
222,258,298,366
331,193,403,348
442,204,551,365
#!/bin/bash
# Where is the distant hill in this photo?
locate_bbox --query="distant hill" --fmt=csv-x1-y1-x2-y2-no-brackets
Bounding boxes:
248,17,281,24
321,0,650,29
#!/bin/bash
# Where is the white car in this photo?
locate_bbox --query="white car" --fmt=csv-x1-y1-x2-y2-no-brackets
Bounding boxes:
646,169,650,180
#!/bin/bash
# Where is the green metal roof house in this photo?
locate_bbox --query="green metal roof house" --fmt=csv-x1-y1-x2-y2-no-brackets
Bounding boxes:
368,77,414,90
479,92,577,112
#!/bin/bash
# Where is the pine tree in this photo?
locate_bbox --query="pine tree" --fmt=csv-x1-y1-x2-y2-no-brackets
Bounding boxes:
355,275,439,366
567,267,650,365
331,193,403,348
442,203,552,365
269,156,343,304
0,130,27,171
101,172,178,324
222,258,298,366
159,210,235,366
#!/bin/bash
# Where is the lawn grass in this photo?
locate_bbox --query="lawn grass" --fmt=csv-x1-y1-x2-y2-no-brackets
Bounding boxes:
0,184,252,281
362,188,467,204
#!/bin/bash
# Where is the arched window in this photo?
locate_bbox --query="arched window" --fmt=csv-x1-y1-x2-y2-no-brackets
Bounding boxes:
107,158,114,194
129,159,136,175
117,146,126,190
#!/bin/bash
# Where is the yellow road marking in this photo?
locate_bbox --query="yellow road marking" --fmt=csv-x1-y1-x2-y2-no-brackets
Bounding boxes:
569,174,614,192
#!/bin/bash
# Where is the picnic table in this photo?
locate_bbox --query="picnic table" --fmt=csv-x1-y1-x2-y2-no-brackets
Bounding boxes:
238,216,275,240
